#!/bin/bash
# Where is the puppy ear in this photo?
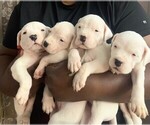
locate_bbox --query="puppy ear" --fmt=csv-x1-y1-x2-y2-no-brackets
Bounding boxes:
46,26,51,36
17,30,22,49
141,46,150,65
103,24,113,42
69,35,77,49
111,33,118,43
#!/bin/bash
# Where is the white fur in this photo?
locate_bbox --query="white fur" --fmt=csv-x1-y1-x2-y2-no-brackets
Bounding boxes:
68,14,119,124
34,21,75,79
11,21,50,124
109,31,150,119
33,22,84,124
42,16,113,124
120,103,142,124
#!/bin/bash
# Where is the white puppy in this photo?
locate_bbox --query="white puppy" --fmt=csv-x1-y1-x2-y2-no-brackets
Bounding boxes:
33,22,83,123
43,14,112,124
34,21,75,80
109,31,150,119
68,14,119,124
68,14,112,91
11,21,50,124
44,16,141,125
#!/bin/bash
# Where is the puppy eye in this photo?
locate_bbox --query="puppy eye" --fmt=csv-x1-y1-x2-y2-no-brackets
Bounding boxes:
114,45,117,48
78,26,81,29
60,39,64,42
41,29,45,31
132,53,136,57
95,29,99,32
23,31,27,35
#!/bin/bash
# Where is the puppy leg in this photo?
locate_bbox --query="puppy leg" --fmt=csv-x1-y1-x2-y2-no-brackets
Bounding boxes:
42,84,55,114
79,102,91,124
120,103,134,124
14,96,35,124
88,101,118,124
109,117,117,125
129,105,142,125
120,103,142,125
73,59,109,92
49,101,86,124
11,62,32,105
68,49,81,73
14,98,25,124
130,66,149,119
34,50,68,79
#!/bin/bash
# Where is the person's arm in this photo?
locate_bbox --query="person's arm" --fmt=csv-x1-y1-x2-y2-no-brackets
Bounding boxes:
45,35,150,103
0,45,18,96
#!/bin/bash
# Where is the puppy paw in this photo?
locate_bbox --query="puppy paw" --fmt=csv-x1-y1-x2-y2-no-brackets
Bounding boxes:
128,100,149,119
68,49,81,73
68,59,81,73
33,68,44,79
42,97,55,114
73,73,86,92
16,88,29,105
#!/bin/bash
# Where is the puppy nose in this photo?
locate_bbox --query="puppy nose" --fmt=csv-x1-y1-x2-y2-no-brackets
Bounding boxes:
115,59,122,67
80,35,86,43
43,41,49,48
29,34,37,41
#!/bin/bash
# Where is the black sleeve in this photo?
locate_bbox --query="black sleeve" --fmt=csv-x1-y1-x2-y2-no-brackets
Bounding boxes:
112,1,150,37
2,3,21,49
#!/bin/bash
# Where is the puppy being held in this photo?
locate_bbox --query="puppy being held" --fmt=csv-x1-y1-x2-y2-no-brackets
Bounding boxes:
68,14,112,91
11,21,50,124
109,31,150,119
33,21,76,117
68,14,120,124
68,15,143,125
34,22,86,124
42,15,112,124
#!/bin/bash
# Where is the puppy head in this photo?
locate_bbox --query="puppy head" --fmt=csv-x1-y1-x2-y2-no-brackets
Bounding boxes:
42,21,75,54
70,14,112,49
17,21,51,52
109,31,150,74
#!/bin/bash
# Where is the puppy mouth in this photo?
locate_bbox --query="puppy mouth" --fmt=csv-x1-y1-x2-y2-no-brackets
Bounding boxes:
31,42,43,50
79,45,87,49
34,42,41,46
32,42,43,48
78,43,91,50
111,67,121,74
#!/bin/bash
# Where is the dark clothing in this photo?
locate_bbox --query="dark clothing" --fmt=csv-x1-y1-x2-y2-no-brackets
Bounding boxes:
3,1,150,49
2,1,150,124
